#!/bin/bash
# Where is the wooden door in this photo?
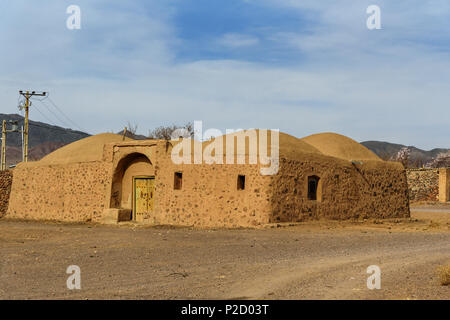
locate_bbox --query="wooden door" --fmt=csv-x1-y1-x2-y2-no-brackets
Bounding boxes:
133,177,154,222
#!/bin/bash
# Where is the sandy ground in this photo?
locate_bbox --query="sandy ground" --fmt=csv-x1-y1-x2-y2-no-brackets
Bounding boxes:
0,210,449,300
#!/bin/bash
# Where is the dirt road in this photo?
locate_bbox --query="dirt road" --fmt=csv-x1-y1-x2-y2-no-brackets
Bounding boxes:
0,214,449,300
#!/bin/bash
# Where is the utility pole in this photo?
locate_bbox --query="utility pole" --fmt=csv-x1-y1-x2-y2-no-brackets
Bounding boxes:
1,120,20,170
1,120,6,171
19,90,46,162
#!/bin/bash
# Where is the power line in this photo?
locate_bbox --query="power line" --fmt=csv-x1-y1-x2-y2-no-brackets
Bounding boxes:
29,94,70,128
28,122,86,134
29,94,48,102
29,93,86,132
46,96,85,132
32,102,58,126
38,99,73,129
16,96,84,134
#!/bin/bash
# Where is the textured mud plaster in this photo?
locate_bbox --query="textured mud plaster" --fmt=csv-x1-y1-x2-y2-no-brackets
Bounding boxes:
105,141,272,228
7,162,111,222
6,132,410,227
270,157,410,221
0,170,13,217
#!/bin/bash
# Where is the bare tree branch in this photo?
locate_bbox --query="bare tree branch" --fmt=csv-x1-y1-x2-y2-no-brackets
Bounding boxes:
148,122,194,140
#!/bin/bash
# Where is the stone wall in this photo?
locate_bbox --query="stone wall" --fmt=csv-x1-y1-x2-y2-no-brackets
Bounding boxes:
271,156,410,221
6,140,412,227
406,168,439,202
152,162,271,228
7,162,111,222
106,142,273,228
6,141,273,228
439,168,450,202
0,170,13,218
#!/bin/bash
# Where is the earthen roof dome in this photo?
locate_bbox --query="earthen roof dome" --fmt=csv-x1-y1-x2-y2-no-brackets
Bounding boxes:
27,133,132,166
200,130,322,160
21,130,381,167
300,132,381,161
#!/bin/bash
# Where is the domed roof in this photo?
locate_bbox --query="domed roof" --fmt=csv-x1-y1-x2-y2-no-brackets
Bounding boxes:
31,133,133,166
20,130,380,168
201,130,321,160
301,132,380,161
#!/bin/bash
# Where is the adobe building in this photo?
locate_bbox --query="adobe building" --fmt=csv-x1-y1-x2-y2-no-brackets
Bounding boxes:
4,131,411,228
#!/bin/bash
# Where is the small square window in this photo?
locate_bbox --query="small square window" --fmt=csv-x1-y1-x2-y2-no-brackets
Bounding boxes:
174,172,182,190
237,175,245,190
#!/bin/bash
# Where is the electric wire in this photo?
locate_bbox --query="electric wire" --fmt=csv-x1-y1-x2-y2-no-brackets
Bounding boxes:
29,92,86,132
28,94,70,128
38,99,73,129
32,102,59,127
18,93,85,134
28,122,84,134
46,96,85,132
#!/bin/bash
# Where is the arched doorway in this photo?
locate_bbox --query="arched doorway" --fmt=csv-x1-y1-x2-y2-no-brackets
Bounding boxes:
110,153,155,222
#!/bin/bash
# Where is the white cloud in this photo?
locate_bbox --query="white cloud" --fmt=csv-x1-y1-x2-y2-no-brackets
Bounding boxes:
0,0,449,149
216,33,260,48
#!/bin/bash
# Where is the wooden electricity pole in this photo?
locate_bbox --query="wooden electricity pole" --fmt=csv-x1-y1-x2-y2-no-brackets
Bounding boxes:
1,120,6,171
19,90,46,162
1,120,21,170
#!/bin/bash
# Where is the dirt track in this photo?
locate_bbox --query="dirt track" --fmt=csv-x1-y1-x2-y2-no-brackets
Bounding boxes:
0,212,449,300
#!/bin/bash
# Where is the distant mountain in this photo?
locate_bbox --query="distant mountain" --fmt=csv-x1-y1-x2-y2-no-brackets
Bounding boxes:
0,114,90,166
116,129,147,140
361,140,449,165
2,113,448,168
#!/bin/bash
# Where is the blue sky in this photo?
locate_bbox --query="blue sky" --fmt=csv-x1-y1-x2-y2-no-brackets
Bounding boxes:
1,0,450,149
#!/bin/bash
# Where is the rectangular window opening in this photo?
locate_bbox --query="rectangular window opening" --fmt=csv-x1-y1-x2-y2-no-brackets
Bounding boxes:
308,175,320,200
174,172,182,190
237,175,245,190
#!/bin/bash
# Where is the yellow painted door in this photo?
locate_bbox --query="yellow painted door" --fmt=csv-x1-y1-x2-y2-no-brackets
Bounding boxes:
134,177,154,222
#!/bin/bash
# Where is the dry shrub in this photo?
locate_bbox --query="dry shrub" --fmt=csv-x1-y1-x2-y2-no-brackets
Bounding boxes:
148,122,193,140
436,265,450,286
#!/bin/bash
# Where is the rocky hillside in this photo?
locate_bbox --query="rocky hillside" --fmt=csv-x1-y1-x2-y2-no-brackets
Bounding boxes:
361,140,449,165
0,114,89,166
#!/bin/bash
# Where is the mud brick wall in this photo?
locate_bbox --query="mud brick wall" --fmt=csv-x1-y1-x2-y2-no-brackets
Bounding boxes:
107,142,273,228
7,162,111,222
152,162,272,228
6,141,273,228
5,139,412,227
0,170,13,217
406,169,439,202
270,156,410,221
